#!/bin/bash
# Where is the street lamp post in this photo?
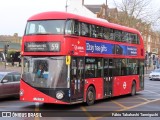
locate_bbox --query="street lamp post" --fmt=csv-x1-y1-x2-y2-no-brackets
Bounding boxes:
4,44,9,69
65,0,70,12
65,0,68,12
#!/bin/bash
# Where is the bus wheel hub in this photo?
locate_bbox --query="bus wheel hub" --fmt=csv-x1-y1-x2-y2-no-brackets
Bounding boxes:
88,91,93,101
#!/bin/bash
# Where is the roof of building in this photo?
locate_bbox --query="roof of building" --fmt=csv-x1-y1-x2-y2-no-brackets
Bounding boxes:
84,5,102,13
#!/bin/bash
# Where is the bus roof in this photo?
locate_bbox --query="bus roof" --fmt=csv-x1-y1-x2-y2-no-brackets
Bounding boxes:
28,11,141,34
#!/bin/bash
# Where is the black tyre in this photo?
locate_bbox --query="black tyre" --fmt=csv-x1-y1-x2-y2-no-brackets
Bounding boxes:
86,86,95,105
131,81,136,96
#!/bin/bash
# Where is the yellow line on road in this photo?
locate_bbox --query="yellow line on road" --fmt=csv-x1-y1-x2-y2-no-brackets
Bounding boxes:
113,101,143,103
80,106,97,120
135,96,150,102
144,90,160,95
94,98,160,120
90,106,124,108
34,102,40,120
123,98,160,110
111,100,128,109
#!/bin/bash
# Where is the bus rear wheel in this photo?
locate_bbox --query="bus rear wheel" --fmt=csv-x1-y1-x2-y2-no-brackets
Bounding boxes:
86,86,95,106
131,81,136,96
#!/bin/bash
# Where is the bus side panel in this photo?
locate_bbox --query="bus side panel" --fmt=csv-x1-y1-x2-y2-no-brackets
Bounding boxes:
84,78,103,101
112,76,140,97
68,36,86,56
20,80,68,104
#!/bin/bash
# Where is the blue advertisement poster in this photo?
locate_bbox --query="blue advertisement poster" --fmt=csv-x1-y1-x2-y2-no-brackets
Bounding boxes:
86,41,113,54
86,41,137,56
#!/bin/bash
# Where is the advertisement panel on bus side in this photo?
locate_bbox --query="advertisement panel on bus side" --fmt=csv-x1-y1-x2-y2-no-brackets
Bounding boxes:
86,41,137,56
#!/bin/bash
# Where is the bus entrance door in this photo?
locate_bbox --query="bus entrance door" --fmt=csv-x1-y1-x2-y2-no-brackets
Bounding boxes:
70,58,84,103
104,77,113,98
103,59,113,98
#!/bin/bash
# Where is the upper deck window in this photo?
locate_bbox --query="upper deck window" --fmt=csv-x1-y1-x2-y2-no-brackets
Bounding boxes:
65,20,80,36
114,30,122,42
128,33,139,44
121,32,129,42
80,22,90,37
104,28,114,40
91,25,103,39
64,19,140,44
25,20,65,35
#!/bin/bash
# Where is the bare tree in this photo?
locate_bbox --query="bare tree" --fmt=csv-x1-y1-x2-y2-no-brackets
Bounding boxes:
111,0,158,32
152,9,160,31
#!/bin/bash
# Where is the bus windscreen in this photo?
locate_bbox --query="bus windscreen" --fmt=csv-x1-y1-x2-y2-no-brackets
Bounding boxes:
25,20,65,35
22,56,67,88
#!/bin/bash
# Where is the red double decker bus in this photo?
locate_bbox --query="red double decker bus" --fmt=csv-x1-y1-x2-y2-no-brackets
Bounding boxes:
20,11,144,105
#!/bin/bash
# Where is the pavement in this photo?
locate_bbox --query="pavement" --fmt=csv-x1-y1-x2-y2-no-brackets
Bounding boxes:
0,62,21,72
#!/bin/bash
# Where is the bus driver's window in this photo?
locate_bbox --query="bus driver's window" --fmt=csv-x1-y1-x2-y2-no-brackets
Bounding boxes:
34,60,49,79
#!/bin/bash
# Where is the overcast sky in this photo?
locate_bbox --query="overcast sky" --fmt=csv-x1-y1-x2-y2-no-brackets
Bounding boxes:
0,0,159,36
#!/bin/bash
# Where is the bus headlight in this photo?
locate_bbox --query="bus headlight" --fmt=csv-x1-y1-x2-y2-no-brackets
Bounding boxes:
56,91,64,100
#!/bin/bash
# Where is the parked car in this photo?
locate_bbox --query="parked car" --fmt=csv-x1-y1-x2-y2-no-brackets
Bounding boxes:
149,69,160,80
0,72,20,98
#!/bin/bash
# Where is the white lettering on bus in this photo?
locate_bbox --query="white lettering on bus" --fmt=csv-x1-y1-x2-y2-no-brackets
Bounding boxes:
101,45,107,53
33,97,44,101
86,43,94,52
28,44,46,48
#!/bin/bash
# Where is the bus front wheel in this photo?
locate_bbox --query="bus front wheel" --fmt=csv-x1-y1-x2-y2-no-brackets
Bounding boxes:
131,81,136,96
86,86,95,106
